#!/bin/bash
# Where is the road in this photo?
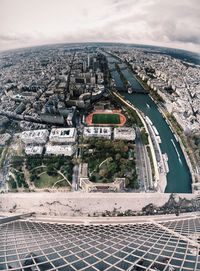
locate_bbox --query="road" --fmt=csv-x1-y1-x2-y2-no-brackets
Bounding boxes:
135,127,153,191
105,51,192,193
64,52,76,106
110,90,160,189
72,164,79,191
28,212,200,225
0,149,11,192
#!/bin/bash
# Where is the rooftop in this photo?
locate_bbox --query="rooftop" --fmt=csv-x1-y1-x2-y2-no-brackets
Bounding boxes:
49,128,76,138
84,126,112,135
21,129,49,138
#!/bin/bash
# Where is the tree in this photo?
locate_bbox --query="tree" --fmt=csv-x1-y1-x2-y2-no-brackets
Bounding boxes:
141,129,149,145
115,153,121,161
30,174,38,182
26,156,43,170
47,165,56,176
12,156,24,168
99,168,108,178
91,175,96,182
9,177,17,190
107,162,117,176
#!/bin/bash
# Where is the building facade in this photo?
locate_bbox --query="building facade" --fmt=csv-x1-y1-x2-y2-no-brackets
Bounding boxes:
21,129,49,145
83,127,112,139
45,144,75,156
113,127,136,141
49,128,77,144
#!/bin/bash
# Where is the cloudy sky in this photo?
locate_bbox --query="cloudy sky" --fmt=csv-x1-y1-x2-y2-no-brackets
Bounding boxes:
0,0,199,52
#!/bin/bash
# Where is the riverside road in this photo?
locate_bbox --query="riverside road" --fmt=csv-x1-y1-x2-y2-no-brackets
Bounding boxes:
105,53,192,193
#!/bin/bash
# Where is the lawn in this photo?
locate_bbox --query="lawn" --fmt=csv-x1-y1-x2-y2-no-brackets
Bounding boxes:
34,173,62,188
82,138,138,188
92,114,120,124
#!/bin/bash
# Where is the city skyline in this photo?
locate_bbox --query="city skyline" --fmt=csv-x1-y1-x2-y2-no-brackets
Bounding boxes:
0,0,200,52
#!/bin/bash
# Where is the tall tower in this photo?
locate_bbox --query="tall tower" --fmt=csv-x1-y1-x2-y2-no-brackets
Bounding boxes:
83,60,87,72
87,54,90,68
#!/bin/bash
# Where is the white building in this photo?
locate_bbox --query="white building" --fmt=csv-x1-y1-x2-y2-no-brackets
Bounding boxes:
21,129,49,145
25,145,43,155
66,112,74,126
45,144,76,156
79,177,126,192
0,133,11,146
83,127,112,139
49,128,77,143
114,127,136,141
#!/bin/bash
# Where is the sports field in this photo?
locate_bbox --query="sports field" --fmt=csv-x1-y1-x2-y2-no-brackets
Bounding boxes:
92,114,120,124
86,110,127,126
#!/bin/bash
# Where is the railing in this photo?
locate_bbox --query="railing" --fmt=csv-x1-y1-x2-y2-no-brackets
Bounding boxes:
0,212,35,224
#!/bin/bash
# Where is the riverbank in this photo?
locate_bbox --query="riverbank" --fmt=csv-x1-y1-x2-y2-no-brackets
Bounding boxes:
134,72,196,189
162,110,197,189
105,51,192,193
111,91,168,192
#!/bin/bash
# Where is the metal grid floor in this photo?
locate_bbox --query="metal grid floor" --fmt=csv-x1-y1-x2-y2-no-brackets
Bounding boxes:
0,217,200,270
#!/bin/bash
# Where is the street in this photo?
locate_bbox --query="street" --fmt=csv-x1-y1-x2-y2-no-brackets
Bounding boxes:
135,126,153,191
72,164,79,191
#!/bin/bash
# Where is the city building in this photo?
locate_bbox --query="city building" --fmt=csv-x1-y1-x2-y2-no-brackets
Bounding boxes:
0,116,9,127
0,133,11,146
40,114,65,125
78,163,126,192
45,144,76,156
83,127,112,139
66,107,77,126
25,145,43,155
21,129,49,145
79,177,126,192
114,127,136,141
49,128,77,144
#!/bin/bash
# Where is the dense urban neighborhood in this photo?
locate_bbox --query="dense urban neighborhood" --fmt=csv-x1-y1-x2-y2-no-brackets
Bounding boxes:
1,0,200,270
0,43,199,194
1,0,200,269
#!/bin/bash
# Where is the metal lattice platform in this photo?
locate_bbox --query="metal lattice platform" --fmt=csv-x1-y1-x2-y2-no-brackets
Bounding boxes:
0,216,200,270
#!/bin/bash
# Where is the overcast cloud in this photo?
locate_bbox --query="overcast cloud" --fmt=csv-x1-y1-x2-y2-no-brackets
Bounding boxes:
0,0,199,52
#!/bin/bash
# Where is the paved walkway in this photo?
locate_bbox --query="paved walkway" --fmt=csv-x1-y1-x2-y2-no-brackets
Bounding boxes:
0,192,196,217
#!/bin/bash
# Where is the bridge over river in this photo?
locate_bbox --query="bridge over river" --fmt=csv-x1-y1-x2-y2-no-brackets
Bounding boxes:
105,52,192,193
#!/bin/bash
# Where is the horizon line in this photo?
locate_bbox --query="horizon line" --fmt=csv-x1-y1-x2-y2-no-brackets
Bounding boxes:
0,41,200,55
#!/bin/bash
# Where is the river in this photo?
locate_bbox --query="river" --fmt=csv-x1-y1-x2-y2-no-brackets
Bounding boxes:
106,54,192,193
